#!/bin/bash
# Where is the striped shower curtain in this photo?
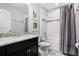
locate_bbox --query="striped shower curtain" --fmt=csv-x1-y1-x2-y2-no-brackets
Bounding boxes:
60,4,78,56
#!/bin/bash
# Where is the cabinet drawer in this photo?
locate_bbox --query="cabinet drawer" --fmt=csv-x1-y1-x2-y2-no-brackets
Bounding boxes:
30,44,38,56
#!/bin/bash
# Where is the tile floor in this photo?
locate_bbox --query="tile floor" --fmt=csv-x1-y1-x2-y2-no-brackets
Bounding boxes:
39,48,65,56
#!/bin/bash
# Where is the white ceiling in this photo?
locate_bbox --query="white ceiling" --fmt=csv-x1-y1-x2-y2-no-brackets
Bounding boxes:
39,3,68,12
0,3,68,14
7,3,28,14
8,3,67,13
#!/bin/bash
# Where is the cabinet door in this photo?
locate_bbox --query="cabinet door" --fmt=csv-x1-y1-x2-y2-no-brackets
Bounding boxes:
12,48,29,56
12,50,26,56
30,44,38,56
6,37,38,56
0,46,6,56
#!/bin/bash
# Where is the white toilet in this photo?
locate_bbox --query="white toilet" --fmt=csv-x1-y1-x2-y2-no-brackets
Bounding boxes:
39,37,51,55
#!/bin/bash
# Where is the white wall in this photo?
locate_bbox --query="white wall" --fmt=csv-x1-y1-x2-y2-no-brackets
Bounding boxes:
40,7,48,38
48,9,60,20
47,21,60,51
0,4,28,33
75,4,79,43
47,8,60,51
47,9,60,38
47,21,60,40
28,3,40,34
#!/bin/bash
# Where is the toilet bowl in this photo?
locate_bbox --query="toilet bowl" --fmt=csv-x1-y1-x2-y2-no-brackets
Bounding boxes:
39,37,51,47
39,38,51,55
39,41,50,47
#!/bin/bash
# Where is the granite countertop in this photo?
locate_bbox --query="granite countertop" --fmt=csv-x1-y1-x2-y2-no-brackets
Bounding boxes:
0,34,40,47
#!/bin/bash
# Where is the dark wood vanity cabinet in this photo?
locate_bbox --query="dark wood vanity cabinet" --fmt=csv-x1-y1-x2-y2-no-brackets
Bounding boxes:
0,37,38,56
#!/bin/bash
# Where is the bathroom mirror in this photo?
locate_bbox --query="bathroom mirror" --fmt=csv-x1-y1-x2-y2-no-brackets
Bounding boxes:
0,3,29,34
